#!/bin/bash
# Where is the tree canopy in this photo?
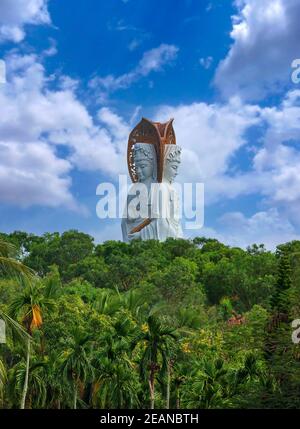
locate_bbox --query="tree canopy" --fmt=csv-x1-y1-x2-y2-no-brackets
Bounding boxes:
1,230,300,409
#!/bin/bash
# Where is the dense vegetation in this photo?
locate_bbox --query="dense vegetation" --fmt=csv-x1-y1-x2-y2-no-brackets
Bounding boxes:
0,230,300,409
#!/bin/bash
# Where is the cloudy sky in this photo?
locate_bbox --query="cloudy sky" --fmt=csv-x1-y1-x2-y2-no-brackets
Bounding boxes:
0,0,300,248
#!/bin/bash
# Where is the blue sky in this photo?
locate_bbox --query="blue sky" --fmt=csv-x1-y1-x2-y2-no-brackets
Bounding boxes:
0,0,300,248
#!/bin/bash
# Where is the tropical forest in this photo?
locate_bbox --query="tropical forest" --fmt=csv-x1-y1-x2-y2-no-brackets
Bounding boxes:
0,230,300,409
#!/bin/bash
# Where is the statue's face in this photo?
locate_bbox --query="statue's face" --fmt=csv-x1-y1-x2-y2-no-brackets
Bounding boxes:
135,157,154,182
164,161,179,183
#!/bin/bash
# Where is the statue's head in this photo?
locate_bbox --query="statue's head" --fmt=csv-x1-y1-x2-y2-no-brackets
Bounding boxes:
133,143,157,183
163,145,181,183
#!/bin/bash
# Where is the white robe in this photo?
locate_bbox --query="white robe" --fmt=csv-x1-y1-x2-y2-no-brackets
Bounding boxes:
122,182,183,242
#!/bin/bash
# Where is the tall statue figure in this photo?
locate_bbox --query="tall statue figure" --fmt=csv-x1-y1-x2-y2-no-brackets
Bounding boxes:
121,143,157,241
122,118,183,242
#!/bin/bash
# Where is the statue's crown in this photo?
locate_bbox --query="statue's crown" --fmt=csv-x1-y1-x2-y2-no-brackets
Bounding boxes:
165,146,181,163
128,118,177,183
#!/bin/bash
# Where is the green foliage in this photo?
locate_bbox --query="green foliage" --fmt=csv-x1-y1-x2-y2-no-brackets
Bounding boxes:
271,253,292,312
23,230,94,278
1,231,300,409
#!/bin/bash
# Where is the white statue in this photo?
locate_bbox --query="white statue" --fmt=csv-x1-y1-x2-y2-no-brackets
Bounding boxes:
122,118,183,242
121,143,157,242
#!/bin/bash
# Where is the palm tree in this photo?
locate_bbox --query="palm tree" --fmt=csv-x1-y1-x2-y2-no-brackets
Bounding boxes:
120,289,148,323
44,352,73,409
0,309,32,409
0,239,34,280
60,330,94,409
132,315,177,409
93,358,139,409
8,359,47,409
182,354,264,409
92,316,140,408
182,358,229,408
165,358,175,409
9,278,56,334
0,238,36,409
174,372,185,409
0,358,6,406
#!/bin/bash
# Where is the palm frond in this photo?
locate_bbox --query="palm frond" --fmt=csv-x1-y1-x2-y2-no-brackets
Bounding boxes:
0,239,16,258
0,309,32,342
0,257,35,280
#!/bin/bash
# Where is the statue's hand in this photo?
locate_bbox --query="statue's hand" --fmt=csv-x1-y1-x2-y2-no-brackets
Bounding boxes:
128,231,141,240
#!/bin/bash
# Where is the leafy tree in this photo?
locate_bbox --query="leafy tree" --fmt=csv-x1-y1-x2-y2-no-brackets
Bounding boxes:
270,252,292,313
24,231,94,278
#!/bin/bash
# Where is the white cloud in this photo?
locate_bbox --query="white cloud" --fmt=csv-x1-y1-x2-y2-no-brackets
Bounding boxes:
199,56,213,69
184,208,299,250
0,141,76,209
98,107,129,142
154,88,300,245
3,50,300,242
42,38,57,57
128,39,140,51
214,0,300,100
108,19,139,33
0,0,50,43
155,89,300,210
155,97,261,202
2,47,300,249
250,90,300,225
0,52,130,210
89,44,179,97
128,37,143,51
0,51,261,225
215,208,300,249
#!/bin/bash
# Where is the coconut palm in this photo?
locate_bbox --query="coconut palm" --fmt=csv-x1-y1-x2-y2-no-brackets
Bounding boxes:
132,315,177,409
